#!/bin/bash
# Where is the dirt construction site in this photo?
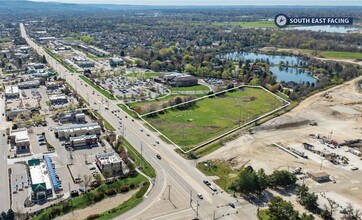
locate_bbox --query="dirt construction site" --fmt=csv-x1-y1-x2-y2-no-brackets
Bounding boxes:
201,75,362,213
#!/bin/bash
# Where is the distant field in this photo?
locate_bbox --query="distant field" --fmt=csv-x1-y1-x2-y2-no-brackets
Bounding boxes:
145,87,282,151
169,84,210,92
319,51,362,60
213,21,276,28
0,38,12,43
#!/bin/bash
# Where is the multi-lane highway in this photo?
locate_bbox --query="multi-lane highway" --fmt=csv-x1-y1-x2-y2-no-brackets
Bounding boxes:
20,23,246,219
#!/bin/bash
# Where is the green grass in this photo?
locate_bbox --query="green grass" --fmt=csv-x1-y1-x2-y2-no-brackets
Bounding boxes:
123,138,156,178
117,104,139,118
195,141,223,157
79,75,116,100
127,94,205,115
0,38,12,43
169,84,210,92
213,20,276,28
258,209,270,220
145,87,282,150
197,160,238,191
127,72,160,79
32,174,147,220
319,51,362,60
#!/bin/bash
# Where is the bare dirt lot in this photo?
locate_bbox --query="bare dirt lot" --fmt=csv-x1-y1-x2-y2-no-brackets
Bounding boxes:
202,75,362,213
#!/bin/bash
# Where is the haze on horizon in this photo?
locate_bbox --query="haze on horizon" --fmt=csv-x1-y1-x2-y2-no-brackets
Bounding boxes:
30,0,362,6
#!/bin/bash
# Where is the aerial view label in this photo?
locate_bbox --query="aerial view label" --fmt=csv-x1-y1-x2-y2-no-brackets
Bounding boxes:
0,0,362,220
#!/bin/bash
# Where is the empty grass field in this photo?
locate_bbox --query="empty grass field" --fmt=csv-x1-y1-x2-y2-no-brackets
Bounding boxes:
213,21,276,28
169,84,210,92
319,51,362,60
144,87,283,151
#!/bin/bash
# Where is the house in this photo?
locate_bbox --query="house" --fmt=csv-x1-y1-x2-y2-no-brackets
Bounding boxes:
5,86,19,99
28,158,53,200
18,80,40,89
10,128,30,153
69,134,98,148
95,152,125,176
55,123,101,139
59,112,85,124
109,57,124,67
308,172,330,182
49,95,68,105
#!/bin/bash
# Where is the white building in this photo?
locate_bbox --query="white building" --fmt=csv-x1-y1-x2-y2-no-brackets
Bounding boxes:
49,95,68,105
55,123,102,139
10,128,30,153
28,158,53,200
95,152,123,176
5,86,19,98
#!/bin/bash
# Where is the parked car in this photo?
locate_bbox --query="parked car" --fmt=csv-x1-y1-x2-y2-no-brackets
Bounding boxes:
156,154,161,160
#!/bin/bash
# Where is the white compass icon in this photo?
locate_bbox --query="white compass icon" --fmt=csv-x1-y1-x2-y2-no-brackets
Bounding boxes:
275,14,288,28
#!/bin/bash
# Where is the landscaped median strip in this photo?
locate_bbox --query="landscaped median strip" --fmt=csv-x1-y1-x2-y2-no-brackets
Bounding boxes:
79,75,116,100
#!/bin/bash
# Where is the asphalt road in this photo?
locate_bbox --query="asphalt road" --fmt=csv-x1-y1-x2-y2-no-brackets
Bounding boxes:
20,23,242,220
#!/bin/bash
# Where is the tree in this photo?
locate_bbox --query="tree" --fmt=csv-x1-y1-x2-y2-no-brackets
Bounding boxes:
342,203,362,220
321,193,339,220
6,209,15,220
269,170,296,188
1,212,7,220
300,213,315,220
268,196,299,220
82,174,92,193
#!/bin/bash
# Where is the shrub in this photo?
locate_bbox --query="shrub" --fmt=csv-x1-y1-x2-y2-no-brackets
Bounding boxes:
93,192,104,202
129,183,135,189
136,182,150,198
87,214,100,220
120,185,129,193
106,188,116,196
50,208,60,216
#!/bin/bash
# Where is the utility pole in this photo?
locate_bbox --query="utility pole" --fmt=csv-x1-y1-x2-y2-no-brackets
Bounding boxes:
168,185,171,201
140,142,143,168
190,191,193,206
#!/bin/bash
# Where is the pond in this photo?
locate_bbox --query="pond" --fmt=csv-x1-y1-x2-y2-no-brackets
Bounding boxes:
216,51,304,66
287,25,359,33
216,51,316,83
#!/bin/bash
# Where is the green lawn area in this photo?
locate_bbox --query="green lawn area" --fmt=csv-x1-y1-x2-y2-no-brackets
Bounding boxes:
122,137,156,178
32,174,148,220
319,51,362,60
169,84,210,92
117,104,139,118
127,94,205,115
145,87,282,150
127,72,160,79
258,209,270,220
197,160,238,191
213,20,276,28
0,37,12,43
79,75,116,100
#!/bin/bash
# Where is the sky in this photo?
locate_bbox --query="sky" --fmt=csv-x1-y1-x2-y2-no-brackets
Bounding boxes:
30,0,362,6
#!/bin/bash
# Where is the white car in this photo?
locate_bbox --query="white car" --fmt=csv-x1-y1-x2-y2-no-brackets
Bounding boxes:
197,193,203,199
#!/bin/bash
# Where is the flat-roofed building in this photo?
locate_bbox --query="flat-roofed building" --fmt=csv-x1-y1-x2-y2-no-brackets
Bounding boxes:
49,95,68,105
308,172,330,182
10,128,30,153
55,123,101,139
18,80,40,89
45,80,64,91
5,86,19,99
95,152,123,176
59,112,85,124
69,134,98,148
28,158,53,200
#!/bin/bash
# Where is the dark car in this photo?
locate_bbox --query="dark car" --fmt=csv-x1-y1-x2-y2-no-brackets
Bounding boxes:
156,154,161,159
203,180,211,186
229,203,235,208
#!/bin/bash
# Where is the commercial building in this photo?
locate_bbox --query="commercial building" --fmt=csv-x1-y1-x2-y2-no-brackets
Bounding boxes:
69,134,98,148
308,172,330,182
59,112,85,124
18,80,40,89
55,123,102,139
10,128,30,153
49,95,68,105
170,75,198,87
5,86,20,99
45,80,64,91
95,152,123,176
28,158,53,200
6,108,30,121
